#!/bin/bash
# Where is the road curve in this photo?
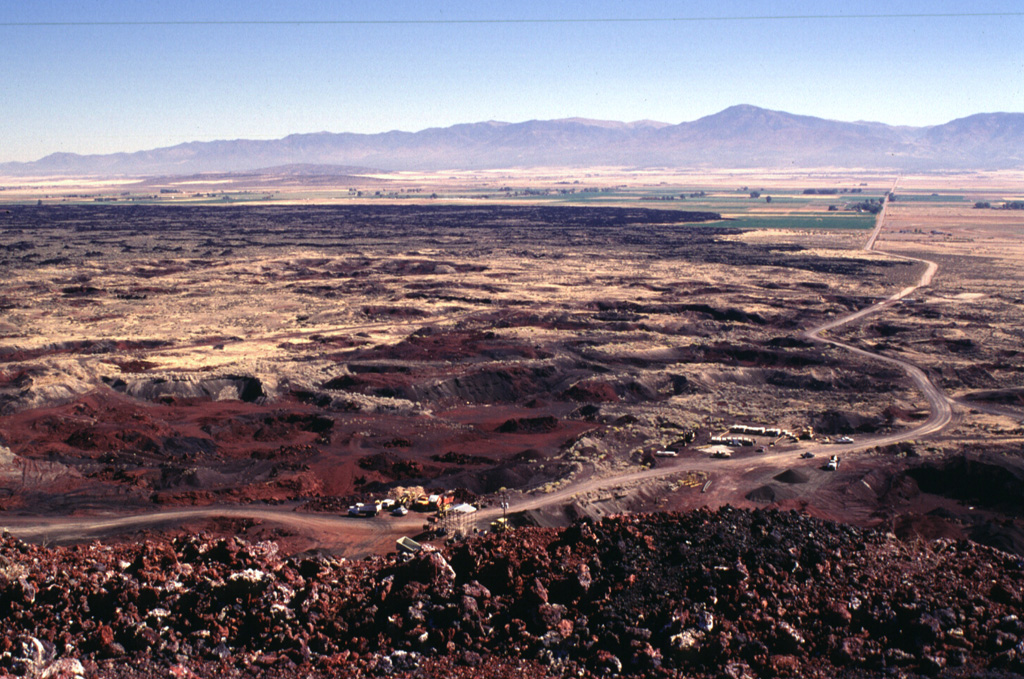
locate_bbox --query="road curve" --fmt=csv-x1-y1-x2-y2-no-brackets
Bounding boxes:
3,183,960,552
803,180,952,443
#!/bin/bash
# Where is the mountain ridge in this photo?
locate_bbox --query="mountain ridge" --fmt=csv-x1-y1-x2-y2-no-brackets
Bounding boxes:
3,105,1023,176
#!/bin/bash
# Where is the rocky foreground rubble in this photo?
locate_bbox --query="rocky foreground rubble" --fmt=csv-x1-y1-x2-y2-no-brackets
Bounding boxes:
1,508,1023,678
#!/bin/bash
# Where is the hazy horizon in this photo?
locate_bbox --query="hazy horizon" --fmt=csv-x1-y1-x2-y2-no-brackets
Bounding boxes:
3,0,1023,163
10,104,1024,164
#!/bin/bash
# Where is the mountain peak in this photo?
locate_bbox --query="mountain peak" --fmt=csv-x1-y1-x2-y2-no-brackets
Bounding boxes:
718,104,772,114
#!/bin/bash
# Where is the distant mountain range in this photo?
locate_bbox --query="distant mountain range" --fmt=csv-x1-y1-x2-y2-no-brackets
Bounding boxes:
3,105,1023,177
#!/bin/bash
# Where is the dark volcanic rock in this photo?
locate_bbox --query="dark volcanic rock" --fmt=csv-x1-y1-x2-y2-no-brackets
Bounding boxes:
109,374,266,403
746,484,781,503
811,409,885,435
1,509,1024,678
774,468,810,484
908,454,1024,515
496,415,559,434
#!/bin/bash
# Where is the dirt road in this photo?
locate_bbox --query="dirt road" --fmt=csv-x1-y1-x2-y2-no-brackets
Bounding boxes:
803,182,951,442
862,176,899,252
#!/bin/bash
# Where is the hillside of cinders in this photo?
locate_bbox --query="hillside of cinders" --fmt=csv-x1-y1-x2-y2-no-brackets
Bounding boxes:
1,508,1023,678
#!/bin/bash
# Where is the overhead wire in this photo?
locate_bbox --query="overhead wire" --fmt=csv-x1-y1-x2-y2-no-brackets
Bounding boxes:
3,12,1024,27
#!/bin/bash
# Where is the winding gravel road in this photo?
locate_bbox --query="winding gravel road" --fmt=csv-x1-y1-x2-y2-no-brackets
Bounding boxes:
3,185,960,554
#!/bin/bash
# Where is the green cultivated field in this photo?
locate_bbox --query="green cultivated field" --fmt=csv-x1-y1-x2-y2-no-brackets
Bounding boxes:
721,214,876,230
891,194,966,203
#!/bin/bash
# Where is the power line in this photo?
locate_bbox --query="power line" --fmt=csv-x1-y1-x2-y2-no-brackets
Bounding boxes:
2,13,1024,27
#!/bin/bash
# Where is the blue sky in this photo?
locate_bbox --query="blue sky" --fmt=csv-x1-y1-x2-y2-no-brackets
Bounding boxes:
1,1,1022,162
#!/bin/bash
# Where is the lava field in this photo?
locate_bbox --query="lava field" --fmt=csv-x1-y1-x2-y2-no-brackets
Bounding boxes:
0,205,918,522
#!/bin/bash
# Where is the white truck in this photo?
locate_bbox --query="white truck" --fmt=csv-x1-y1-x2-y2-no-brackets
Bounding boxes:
348,502,381,517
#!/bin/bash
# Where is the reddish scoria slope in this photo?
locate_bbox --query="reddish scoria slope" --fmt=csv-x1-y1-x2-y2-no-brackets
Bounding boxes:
0,508,1022,678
